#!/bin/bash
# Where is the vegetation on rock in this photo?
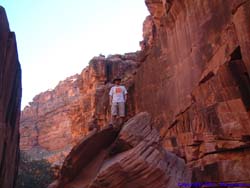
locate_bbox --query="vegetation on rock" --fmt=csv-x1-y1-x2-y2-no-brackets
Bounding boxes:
16,151,54,188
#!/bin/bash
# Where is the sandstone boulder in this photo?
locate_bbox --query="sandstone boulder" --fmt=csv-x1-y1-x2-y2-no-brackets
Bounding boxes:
51,112,191,188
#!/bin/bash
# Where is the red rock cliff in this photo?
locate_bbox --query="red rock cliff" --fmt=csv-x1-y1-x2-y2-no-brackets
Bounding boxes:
0,6,22,188
22,0,250,186
136,0,250,183
20,53,138,165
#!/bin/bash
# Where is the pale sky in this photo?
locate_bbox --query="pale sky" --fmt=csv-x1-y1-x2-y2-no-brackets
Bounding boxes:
1,1,149,109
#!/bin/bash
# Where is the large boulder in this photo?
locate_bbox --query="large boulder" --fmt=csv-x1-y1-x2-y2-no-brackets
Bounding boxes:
50,112,191,188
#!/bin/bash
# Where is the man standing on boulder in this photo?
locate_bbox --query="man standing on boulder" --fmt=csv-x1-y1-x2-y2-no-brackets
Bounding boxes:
109,78,127,127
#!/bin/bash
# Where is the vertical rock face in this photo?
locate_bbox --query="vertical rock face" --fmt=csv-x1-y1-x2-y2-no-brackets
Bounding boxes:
140,15,155,50
0,6,22,188
135,0,250,183
20,53,139,165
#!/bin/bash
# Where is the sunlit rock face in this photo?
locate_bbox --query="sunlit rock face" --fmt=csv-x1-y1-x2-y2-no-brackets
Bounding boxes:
135,0,250,183
0,6,22,188
20,53,139,165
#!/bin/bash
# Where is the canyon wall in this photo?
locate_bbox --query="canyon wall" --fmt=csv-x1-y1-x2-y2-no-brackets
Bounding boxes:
0,6,22,188
21,0,250,187
20,53,139,165
135,0,250,183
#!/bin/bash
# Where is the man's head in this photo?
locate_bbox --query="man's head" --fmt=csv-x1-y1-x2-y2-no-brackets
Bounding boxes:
113,78,122,85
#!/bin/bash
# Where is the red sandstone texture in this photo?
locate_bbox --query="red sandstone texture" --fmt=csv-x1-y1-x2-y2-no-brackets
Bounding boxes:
136,0,250,183
49,112,191,188
0,6,22,188
20,53,139,165
23,0,250,187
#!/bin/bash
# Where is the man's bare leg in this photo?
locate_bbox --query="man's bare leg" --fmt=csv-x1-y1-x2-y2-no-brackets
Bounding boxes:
121,117,125,125
116,117,125,129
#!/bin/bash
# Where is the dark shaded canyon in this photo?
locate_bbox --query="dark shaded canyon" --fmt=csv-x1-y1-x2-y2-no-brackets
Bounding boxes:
0,6,22,188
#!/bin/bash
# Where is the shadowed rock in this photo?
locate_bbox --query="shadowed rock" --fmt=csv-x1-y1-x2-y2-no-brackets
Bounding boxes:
50,112,191,188
0,6,22,188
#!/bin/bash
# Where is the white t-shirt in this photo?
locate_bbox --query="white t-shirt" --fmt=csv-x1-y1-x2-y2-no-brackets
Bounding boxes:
109,85,127,103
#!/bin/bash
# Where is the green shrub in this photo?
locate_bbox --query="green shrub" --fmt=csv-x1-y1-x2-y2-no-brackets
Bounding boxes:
16,151,54,188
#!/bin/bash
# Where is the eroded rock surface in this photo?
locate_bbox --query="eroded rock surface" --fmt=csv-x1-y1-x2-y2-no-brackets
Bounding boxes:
20,53,139,165
50,112,191,188
135,0,250,183
0,6,22,188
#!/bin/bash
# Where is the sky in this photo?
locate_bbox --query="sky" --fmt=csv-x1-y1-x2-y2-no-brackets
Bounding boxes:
0,0,149,109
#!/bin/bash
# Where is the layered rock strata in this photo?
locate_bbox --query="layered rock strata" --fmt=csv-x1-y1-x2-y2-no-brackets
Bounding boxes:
20,53,139,165
0,6,22,188
136,0,250,183
50,112,191,188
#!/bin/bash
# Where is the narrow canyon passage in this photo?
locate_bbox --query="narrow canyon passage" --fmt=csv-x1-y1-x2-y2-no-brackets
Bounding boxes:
2,0,250,188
